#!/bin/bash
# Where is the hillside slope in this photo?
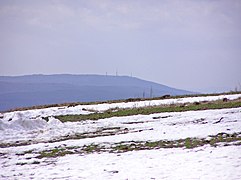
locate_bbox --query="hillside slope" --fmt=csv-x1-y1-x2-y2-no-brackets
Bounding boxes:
0,94,241,179
0,74,192,111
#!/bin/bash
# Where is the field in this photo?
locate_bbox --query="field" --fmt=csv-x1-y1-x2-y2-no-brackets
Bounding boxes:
0,93,241,179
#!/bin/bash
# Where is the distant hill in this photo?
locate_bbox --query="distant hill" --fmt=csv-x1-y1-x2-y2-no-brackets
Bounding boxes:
0,74,193,111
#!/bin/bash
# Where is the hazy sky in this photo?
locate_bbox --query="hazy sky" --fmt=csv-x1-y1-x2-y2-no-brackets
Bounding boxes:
0,0,241,93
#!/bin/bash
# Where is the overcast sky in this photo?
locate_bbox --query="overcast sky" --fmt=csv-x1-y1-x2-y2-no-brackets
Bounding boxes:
0,0,241,93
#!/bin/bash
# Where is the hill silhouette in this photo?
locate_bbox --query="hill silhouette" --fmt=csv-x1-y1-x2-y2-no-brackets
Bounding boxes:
0,74,192,111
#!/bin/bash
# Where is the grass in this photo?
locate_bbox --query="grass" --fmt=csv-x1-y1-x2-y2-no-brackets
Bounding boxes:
32,132,241,158
36,144,103,159
3,91,241,113
36,148,74,159
1,99,240,149
106,132,241,153
56,98,241,122
12,132,240,161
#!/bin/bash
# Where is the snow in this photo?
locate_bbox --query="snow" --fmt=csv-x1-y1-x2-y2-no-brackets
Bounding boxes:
0,107,240,147
1,93,241,121
1,146,241,179
0,93,241,179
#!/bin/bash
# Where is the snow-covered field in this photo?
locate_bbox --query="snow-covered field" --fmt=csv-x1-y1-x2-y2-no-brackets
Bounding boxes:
0,94,241,179
1,93,241,121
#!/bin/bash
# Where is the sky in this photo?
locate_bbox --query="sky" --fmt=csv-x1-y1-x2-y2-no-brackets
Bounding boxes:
0,0,241,93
